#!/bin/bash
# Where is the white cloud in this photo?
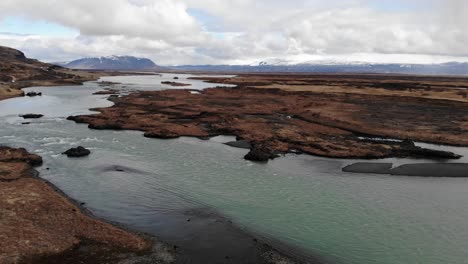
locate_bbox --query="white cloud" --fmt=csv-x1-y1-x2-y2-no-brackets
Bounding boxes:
0,0,468,65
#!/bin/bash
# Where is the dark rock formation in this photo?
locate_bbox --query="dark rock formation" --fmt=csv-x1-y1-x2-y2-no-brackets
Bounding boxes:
161,81,191,87
244,147,279,162
144,130,180,139
20,114,44,119
225,140,252,149
26,91,42,97
395,140,462,159
343,162,468,177
62,146,91,157
93,90,118,95
391,163,468,177
343,163,393,174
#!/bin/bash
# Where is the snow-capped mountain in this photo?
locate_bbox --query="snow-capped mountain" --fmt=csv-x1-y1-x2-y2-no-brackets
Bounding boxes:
173,61,468,75
62,56,160,70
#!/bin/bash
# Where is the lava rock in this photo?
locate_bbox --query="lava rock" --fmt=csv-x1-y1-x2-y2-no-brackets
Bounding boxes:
144,130,180,139
225,140,251,150
26,92,42,97
244,148,278,162
62,146,91,158
20,114,43,119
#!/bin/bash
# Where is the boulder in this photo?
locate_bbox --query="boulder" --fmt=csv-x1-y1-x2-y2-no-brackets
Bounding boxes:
20,114,43,119
244,148,278,162
63,146,91,157
26,91,42,97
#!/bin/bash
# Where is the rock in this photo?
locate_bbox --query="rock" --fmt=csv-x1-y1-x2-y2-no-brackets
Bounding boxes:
410,147,462,159
225,140,252,149
161,81,191,87
342,163,393,174
93,89,118,95
244,148,278,162
144,130,180,139
26,91,42,97
0,146,43,166
62,146,91,157
390,163,468,177
20,114,44,119
398,144,462,160
174,77,179,79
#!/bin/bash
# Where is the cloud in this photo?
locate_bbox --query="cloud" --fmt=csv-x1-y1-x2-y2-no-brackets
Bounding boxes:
0,0,206,44
0,0,467,65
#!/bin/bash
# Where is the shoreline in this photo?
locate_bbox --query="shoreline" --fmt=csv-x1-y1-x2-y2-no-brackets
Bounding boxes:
0,147,159,263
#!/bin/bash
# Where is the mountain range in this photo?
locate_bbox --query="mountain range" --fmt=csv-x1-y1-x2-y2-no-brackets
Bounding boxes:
173,61,468,75
62,56,162,71
58,54,468,75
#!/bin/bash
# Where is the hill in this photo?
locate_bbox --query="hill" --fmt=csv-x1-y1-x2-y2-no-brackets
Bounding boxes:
0,46,103,100
63,56,162,71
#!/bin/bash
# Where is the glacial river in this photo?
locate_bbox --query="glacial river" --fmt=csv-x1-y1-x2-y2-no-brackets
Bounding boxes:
1,73,468,264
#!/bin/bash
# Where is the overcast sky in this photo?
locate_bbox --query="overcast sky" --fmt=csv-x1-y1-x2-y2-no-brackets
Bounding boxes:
0,0,468,65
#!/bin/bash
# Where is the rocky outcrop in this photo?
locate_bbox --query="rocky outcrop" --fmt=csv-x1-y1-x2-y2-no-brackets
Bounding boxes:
0,146,43,166
0,46,109,101
161,81,191,87
92,89,118,95
397,141,462,159
63,146,91,157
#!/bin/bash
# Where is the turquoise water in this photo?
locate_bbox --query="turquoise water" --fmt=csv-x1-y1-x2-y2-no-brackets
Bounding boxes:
1,74,468,264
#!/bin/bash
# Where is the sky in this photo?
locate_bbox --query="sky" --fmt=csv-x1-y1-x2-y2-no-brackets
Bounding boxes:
0,0,468,65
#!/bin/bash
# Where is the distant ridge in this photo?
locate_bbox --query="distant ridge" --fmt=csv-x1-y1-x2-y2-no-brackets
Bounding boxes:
62,56,164,71
172,62,468,75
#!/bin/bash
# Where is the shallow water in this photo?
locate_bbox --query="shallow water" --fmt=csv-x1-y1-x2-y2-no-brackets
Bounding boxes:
1,73,468,264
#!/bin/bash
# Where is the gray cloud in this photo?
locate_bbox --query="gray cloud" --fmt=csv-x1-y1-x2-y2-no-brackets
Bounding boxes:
0,0,467,65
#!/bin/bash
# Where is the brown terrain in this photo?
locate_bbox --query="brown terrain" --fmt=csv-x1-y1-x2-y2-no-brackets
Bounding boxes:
0,46,108,101
68,73,468,162
0,147,165,264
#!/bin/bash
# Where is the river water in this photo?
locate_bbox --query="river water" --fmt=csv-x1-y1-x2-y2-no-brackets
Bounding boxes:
1,73,468,264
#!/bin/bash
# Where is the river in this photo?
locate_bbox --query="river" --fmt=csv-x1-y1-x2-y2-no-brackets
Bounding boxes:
1,73,468,264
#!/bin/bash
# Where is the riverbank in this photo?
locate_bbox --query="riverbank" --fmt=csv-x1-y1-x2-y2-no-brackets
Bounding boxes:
68,73,467,162
0,147,162,263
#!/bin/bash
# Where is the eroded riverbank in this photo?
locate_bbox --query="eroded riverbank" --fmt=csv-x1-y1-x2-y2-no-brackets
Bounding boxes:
0,147,159,263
